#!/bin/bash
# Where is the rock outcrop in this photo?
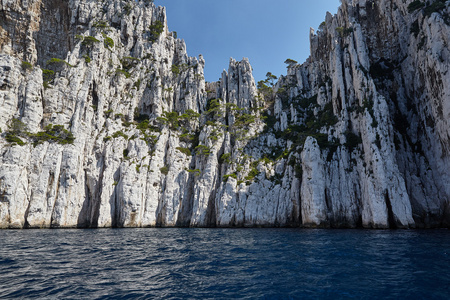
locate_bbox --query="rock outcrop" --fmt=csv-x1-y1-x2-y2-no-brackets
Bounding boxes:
0,0,448,229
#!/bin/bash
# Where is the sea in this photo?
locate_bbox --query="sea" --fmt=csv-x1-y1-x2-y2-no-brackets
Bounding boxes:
0,228,449,299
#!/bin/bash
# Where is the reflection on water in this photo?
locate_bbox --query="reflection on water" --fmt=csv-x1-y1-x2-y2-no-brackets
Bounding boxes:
0,228,449,299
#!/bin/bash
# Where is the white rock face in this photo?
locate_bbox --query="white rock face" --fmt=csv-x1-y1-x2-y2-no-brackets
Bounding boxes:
0,0,448,228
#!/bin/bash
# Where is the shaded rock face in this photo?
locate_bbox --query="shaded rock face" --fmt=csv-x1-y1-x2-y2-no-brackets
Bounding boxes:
0,0,448,229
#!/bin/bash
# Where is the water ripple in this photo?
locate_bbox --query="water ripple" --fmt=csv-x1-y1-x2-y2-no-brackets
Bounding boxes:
0,228,449,299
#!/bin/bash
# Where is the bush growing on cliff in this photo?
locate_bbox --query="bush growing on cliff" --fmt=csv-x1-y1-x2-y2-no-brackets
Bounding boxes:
46,58,73,68
149,20,164,42
195,145,211,156
82,36,101,47
284,58,297,67
408,1,425,13
160,166,169,175
30,124,75,145
21,61,33,71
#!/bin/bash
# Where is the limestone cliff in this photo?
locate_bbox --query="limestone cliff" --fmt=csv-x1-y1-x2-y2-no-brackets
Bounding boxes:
0,0,448,228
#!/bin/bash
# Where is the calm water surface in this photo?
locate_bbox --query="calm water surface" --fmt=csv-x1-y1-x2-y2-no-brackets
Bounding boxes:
0,228,449,299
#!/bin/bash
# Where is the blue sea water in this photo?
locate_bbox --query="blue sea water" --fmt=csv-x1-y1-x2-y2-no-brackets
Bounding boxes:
0,228,449,299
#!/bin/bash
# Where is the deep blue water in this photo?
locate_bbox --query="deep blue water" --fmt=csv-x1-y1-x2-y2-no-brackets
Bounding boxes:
0,228,449,299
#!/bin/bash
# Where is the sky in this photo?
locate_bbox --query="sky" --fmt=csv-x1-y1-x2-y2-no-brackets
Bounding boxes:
153,0,341,83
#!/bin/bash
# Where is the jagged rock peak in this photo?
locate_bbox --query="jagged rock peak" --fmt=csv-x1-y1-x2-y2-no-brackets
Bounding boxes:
0,0,449,229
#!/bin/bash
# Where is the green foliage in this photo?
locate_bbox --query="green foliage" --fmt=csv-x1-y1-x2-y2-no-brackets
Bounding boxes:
219,153,232,164
206,98,223,119
223,173,237,182
5,133,26,146
112,131,128,140
46,58,73,67
344,131,362,152
115,68,131,78
234,113,256,128
104,109,113,117
103,136,112,142
82,55,91,63
176,147,192,156
245,168,259,182
93,20,110,29
8,118,28,135
30,124,75,145
120,56,140,71
187,169,201,176
295,94,318,110
408,1,425,13
134,78,142,90
195,145,211,156
123,2,133,15
157,111,180,129
123,149,129,159
149,20,164,42
82,36,101,47
21,61,33,71
424,0,446,16
284,58,297,67
160,166,169,175
103,34,114,49
179,133,195,143
41,69,55,88
171,65,180,75
180,109,201,120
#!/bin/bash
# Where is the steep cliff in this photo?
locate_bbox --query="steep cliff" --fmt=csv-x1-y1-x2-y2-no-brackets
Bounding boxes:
0,0,448,229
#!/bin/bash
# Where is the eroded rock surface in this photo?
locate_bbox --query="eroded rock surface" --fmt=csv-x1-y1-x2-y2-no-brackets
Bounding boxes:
0,0,448,228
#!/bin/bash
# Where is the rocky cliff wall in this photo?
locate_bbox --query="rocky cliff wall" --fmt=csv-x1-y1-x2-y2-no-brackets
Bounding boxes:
0,0,448,229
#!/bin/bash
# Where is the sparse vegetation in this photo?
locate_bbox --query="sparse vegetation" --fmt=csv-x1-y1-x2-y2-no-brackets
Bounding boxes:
148,20,164,42
160,166,169,175
408,1,425,13
21,61,33,71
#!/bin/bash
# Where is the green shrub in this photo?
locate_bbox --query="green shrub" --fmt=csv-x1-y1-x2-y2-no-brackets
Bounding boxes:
82,36,100,47
112,131,128,140
82,55,91,63
8,118,28,135
149,20,164,42
5,133,26,146
219,153,232,164
41,69,55,88
157,111,180,129
344,131,362,152
424,0,446,16
116,68,131,78
223,173,237,182
284,58,298,67
179,133,195,143
171,65,180,75
103,34,114,49
244,168,259,182
187,169,201,176
29,124,75,145
123,3,133,15
195,145,211,156
160,166,169,175
408,1,425,13
93,20,110,29
176,147,192,156
46,58,73,67
21,61,33,71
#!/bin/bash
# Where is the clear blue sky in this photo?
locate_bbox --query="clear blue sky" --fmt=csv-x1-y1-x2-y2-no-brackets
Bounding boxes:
154,0,341,82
